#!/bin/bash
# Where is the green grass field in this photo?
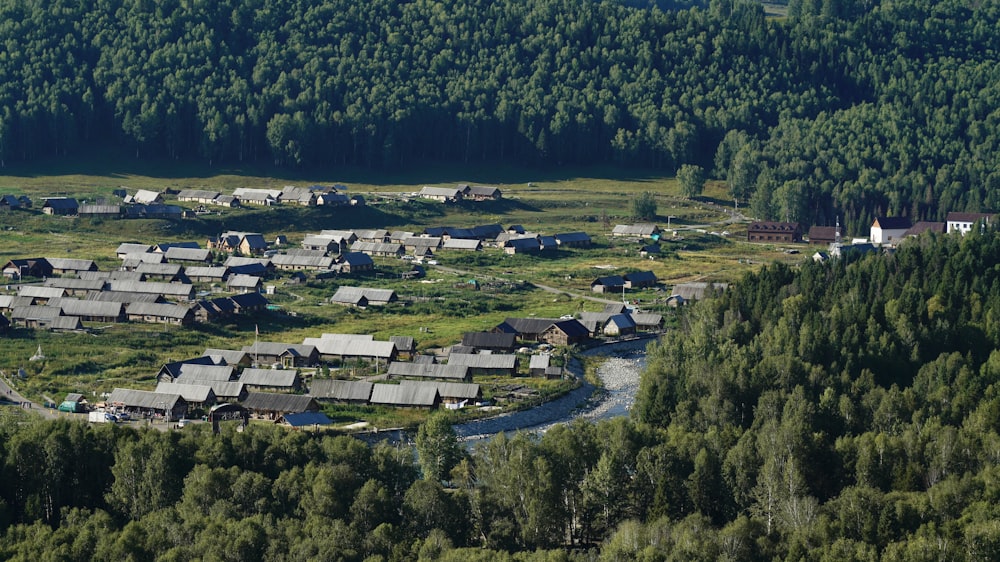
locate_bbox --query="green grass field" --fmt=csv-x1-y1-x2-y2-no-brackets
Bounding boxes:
0,154,804,426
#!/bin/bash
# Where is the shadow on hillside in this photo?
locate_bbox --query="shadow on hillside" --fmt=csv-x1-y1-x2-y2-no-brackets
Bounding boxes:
1,147,674,187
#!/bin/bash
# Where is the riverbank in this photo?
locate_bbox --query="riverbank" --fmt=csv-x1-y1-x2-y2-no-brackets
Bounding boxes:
453,336,655,441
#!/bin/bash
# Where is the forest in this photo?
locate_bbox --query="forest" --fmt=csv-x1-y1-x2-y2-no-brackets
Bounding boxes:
1,0,998,231
4,225,1000,560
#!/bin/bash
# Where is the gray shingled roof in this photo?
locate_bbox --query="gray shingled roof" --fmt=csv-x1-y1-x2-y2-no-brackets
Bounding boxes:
202,349,250,365
43,278,107,291
331,286,397,305
57,299,124,318
165,247,211,262
270,254,336,268
448,353,518,370
155,382,217,403
116,243,152,255
107,388,185,410
242,392,318,413
19,286,67,299
303,337,396,359
399,380,480,400
370,383,439,407
125,302,192,319
529,354,552,370
171,364,237,382
240,368,299,387
109,280,194,298
386,362,470,380
309,379,374,402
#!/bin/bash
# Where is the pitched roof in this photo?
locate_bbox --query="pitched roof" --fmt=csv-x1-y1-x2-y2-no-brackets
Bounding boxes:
281,412,332,427
530,354,552,370
389,335,414,352
462,332,516,349
116,243,152,255
748,221,801,232
229,292,269,308
448,353,518,370
242,342,317,359
270,254,337,268
303,337,396,359
164,247,212,262
45,258,97,271
125,302,192,319
945,212,994,223
194,346,240,360
871,217,911,230
155,382,217,403
386,362,470,380
904,221,946,236
87,291,164,303
331,286,397,305
57,299,124,318
612,224,659,236
108,280,194,298
242,392,318,413
624,271,658,284
107,388,185,410
19,286,67,299
497,317,560,335
400,380,480,400
370,383,439,407
548,319,591,338
309,380,374,401
43,278,107,291
240,368,299,387
555,232,592,243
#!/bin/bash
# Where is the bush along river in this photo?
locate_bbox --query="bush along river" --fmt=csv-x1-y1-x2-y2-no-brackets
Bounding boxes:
454,337,653,442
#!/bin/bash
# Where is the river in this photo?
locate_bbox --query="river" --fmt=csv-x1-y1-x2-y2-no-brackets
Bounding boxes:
453,337,652,442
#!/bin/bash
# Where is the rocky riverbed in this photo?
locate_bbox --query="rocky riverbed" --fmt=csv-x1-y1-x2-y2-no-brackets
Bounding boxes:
454,337,652,442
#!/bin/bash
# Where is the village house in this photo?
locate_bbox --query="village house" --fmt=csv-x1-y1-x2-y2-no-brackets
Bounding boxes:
154,382,218,412
78,204,122,218
624,270,658,289
946,212,994,235
46,258,98,276
43,278,107,296
107,389,187,421
400,380,481,409
869,217,912,246
540,319,591,346
419,186,463,202
903,222,946,239
807,225,841,245
125,302,195,325
270,253,337,271
242,393,320,420
591,275,626,294
242,342,319,367
612,224,660,238
555,232,593,248
337,252,375,273
369,383,440,408
447,353,519,377
461,185,502,201
240,368,302,392
330,287,398,307
309,380,374,404
461,332,517,353
42,197,79,216
387,361,472,382
747,221,803,243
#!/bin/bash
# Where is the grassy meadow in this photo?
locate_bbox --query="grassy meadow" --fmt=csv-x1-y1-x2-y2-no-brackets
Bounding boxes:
0,154,805,424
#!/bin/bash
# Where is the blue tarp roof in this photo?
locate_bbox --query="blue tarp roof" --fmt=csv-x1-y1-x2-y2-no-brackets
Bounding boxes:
281,412,332,427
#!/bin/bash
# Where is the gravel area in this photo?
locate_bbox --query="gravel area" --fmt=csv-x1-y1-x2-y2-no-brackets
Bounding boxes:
454,336,652,441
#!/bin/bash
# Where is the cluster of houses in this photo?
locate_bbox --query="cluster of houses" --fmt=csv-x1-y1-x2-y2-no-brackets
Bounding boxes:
746,212,995,249
302,224,593,259
417,184,502,202
96,300,666,423
0,184,365,220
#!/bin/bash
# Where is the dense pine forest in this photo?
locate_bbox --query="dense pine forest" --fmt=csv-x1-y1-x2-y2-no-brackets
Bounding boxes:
1,0,999,231
4,228,1000,560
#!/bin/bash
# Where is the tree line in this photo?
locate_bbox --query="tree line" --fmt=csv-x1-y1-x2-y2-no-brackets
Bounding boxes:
1,0,997,228
5,227,1000,559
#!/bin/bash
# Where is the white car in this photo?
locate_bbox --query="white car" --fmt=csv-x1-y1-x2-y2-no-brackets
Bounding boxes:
426,260,439,265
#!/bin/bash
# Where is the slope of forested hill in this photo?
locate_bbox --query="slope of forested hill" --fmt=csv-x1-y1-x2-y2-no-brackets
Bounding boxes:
1,0,997,230
4,230,1000,560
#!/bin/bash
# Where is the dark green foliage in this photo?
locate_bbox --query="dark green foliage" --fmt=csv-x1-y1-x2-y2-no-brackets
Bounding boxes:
632,192,658,221
0,0,993,237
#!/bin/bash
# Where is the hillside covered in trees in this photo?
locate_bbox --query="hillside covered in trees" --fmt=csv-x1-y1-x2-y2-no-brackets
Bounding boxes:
4,228,1000,560
1,0,998,230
